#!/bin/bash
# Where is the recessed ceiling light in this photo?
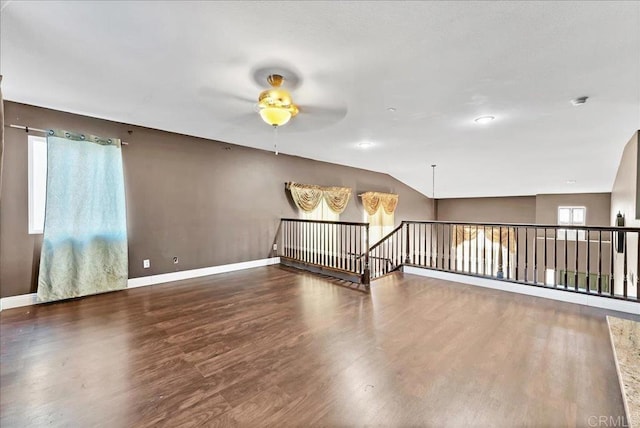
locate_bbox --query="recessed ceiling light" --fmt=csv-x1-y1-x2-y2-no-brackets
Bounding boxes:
387,107,397,112
474,115,495,124
357,141,373,149
566,180,576,184
570,96,588,106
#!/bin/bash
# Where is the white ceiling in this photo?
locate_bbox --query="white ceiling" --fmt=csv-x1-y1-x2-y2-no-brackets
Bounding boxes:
2,1,639,198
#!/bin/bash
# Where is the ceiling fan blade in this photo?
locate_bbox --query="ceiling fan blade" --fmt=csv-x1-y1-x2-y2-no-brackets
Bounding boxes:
279,104,348,133
198,86,255,104
298,104,347,118
215,112,265,137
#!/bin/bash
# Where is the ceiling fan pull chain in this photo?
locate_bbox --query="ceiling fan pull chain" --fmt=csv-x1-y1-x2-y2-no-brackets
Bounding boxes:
273,125,279,155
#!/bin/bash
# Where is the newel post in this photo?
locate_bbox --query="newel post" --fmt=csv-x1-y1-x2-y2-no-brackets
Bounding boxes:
404,222,411,264
363,224,371,290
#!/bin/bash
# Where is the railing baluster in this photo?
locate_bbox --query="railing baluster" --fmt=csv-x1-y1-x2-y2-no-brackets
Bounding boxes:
462,225,466,272
411,224,419,265
482,225,486,275
533,226,538,283
610,230,615,296
623,230,628,298
338,226,344,270
284,221,288,258
311,222,314,265
326,223,329,267
441,224,445,269
507,227,510,279
429,224,433,268
586,230,590,293
324,222,328,266
491,227,498,276
564,229,568,289
421,223,425,266
405,223,411,264
498,226,503,278
423,223,427,267
524,227,528,282
475,225,479,274
349,225,353,272
332,223,336,268
598,230,603,295
554,228,558,287
515,227,519,281
448,224,452,271
574,228,579,292
543,228,548,285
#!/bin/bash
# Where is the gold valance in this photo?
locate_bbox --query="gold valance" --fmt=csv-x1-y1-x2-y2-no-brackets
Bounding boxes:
451,225,517,251
360,192,399,215
286,182,352,214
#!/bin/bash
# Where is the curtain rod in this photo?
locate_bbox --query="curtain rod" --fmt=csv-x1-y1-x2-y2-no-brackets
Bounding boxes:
7,124,129,145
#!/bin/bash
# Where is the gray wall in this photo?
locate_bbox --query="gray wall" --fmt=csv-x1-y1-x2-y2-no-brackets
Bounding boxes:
437,193,612,227
0,101,435,298
436,196,537,223
535,193,611,226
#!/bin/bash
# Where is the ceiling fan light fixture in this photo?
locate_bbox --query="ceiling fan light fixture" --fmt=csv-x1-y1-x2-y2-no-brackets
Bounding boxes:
259,107,292,127
257,74,299,127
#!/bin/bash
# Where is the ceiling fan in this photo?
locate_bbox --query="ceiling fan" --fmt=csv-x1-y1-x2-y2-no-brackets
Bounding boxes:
200,67,347,136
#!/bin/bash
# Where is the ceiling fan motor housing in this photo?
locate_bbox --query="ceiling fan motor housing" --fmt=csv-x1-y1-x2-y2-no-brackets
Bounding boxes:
258,74,299,126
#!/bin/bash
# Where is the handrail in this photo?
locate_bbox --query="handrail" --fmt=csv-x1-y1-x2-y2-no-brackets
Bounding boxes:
388,220,639,302
346,251,391,262
280,218,369,227
401,220,640,232
278,218,370,290
369,223,404,252
278,217,640,301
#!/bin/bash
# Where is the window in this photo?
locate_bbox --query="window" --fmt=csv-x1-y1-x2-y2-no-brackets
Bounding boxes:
299,199,339,261
28,136,47,234
558,206,585,226
558,206,586,240
365,209,394,244
300,198,339,222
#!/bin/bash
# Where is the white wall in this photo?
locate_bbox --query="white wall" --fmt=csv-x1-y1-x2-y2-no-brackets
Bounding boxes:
610,131,639,298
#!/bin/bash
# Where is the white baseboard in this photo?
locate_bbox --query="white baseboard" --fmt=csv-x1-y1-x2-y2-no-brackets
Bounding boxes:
403,266,640,315
127,257,280,288
0,257,280,311
0,293,38,311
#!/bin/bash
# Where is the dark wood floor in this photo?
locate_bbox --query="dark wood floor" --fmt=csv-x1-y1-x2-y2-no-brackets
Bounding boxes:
1,266,637,427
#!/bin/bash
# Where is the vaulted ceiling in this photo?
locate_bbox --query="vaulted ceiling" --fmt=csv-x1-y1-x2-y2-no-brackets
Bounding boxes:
2,1,639,198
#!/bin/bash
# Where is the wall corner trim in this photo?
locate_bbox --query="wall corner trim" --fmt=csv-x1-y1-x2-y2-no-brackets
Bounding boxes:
402,266,640,315
0,257,281,311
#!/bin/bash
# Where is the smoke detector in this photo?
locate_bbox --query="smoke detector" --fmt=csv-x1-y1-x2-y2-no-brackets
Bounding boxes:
570,96,588,106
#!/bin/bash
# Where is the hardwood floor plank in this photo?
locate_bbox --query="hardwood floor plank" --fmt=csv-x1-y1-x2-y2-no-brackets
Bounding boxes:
1,266,636,427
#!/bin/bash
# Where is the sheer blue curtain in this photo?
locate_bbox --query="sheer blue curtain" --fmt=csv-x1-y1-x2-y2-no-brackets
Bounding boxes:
37,130,128,302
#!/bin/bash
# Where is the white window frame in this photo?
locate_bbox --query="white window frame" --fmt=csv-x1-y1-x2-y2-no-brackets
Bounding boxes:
558,206,586,226
557,206,586,241
28,135,47,234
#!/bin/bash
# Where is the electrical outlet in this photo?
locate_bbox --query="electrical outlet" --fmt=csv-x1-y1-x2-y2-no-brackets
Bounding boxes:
173,257,179,264
273,243,277,251
143,259,150,269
